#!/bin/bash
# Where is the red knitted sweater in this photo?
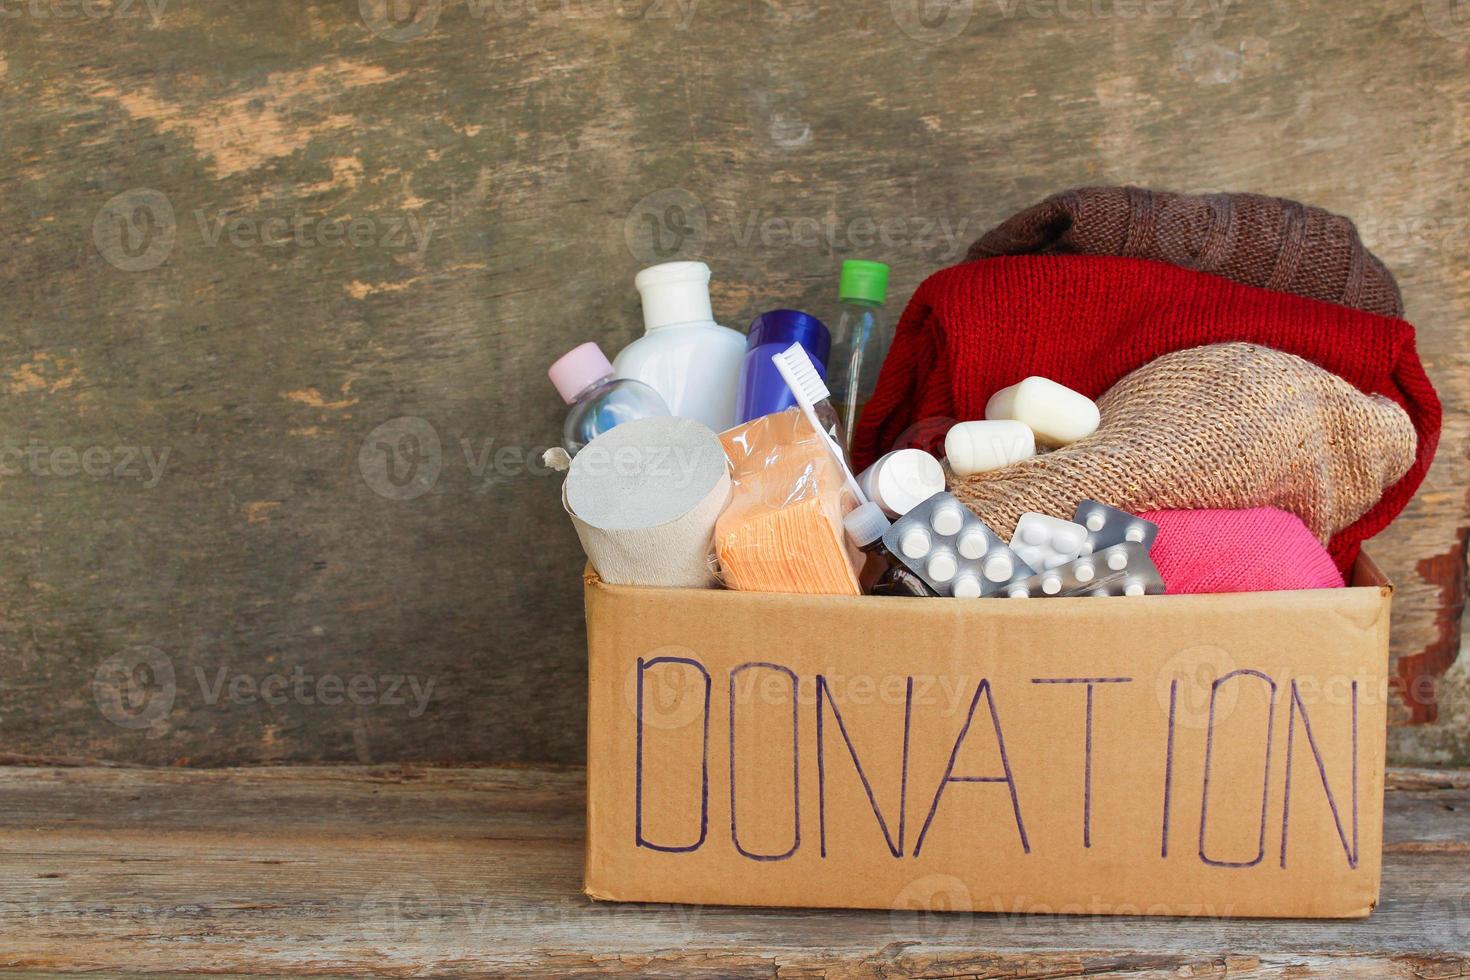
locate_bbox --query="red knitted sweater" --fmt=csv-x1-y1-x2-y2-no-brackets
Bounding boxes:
853,255,1441,571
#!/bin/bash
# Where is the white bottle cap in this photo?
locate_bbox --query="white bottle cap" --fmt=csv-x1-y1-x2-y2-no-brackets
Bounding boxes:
635,261,714,332
843,501,892,548
900,527,931,559
927,551,958,583
857,450,945,518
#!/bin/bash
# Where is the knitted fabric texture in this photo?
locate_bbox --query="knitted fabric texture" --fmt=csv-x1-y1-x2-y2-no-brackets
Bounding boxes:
967,186,1403,317
852,254,1441,571
948,344,1416,556
1140,508,1344,595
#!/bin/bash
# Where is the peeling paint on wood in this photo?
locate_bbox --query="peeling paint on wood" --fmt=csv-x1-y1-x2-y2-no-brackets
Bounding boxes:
1398,527,1470,724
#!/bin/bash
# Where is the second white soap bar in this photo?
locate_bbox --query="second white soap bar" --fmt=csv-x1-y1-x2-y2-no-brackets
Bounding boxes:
944,420,1035,477
985,377,1100,447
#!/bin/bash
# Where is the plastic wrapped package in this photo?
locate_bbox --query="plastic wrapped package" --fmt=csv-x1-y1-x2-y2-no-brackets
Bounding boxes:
713,407,864,595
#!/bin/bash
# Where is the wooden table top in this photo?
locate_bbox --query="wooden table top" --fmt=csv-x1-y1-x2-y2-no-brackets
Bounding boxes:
0,764,1464,977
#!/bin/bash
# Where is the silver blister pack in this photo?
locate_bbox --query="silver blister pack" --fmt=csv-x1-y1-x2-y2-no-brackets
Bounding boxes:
1074,500,1158,554
1000,542,1165,598
881,491,1035,597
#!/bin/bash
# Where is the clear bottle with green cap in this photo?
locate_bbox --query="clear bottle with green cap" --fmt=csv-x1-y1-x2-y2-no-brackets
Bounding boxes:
827,259,891,451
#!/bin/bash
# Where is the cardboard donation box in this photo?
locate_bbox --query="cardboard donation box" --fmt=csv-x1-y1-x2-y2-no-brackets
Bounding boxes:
583,558,1392,919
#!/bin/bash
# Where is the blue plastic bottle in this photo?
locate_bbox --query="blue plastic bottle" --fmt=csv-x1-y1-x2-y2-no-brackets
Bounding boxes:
735,309,831,424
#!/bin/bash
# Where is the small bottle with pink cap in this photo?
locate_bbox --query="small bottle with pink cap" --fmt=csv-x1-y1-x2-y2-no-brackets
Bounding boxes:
549,342,670,455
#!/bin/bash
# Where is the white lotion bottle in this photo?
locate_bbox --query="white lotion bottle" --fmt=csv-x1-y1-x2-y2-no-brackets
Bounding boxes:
613,261,747,433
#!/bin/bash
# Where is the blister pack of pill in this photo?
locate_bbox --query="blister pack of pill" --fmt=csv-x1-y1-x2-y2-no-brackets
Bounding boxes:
1009,512,1089,570
882,491,1035,597
1001,542,1164,598
1074,500,1158,554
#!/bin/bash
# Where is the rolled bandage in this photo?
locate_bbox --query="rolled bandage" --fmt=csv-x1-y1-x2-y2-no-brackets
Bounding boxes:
562,416,731,588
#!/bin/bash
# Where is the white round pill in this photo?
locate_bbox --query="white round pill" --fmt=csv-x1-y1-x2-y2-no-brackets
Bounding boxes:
900,527,931,559
1107,550,1128,571
931,504,964,537
1053,529,1082,552
927,551,958,583
1074,560,1095,583
1085,511,1106,532
957,528,989,560
1008,585,1030,598
952,573,982,598
1091,587,1111,597
1124,580,1145,596
983,553,1014,583
1125,524,1146,543
1041,572,1062,595
1022,524,1048,546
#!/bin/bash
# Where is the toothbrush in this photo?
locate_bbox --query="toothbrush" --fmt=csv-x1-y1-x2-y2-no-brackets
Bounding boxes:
771,342,868,505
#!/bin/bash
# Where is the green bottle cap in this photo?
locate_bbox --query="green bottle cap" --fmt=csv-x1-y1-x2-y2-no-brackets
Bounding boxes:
838,259,889,304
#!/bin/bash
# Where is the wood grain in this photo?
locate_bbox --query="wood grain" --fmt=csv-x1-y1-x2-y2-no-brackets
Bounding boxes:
0,764,1464,977
0,0,1466,765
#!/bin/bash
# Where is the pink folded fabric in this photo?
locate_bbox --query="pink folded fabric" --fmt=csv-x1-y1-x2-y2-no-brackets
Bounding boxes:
1141,508,1344,594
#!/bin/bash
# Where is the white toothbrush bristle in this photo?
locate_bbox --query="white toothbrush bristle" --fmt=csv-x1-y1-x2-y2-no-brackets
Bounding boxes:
773,343,830,403
770,341,867,505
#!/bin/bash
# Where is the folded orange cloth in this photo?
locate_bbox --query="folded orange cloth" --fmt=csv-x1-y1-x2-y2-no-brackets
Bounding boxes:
715,408,863,595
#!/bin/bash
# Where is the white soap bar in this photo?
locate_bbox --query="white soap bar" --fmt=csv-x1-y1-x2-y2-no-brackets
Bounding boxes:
856,449,945,518
985,377,1100,447
1009,512,1089,571
944,420,1035,477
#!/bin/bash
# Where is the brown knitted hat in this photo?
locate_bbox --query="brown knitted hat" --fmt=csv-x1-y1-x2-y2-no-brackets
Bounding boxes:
967,187,1404,318
949,343,1417,543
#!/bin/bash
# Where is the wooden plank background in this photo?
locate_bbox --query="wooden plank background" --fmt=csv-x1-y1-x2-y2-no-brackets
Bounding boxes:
0,0,1465,766
0,765,1466,975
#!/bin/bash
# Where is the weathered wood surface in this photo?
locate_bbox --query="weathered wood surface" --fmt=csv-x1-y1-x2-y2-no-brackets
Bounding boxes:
0,0,1467,766
0,764,1464,977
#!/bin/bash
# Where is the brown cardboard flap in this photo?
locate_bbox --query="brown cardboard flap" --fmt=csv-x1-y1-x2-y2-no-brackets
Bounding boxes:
1350,551,1393,592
